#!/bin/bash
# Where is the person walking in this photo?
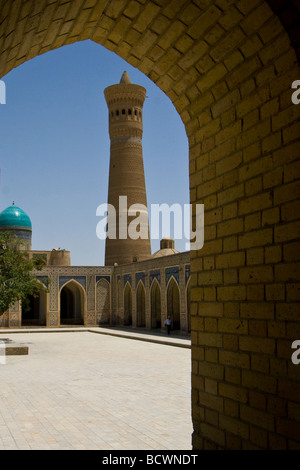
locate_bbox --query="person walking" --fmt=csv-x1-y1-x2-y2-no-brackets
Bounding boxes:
165,316,172,335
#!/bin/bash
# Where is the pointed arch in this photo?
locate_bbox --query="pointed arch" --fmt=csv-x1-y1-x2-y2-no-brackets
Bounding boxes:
150,278,161,329
96,278,110,325
123,281,132,326
21,280,48,326
2,0,300,450
167,276,180,331
136,280,146,327
60,279,86,325
117,278,122,310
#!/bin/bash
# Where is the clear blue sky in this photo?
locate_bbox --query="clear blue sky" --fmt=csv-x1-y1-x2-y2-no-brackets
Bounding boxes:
0,40,189,266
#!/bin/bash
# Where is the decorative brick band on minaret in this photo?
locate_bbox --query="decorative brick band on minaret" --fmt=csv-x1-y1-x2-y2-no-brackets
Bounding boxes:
104,71,151,266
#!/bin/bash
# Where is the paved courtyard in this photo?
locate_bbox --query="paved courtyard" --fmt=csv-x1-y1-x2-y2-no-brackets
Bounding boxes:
0,330,192,450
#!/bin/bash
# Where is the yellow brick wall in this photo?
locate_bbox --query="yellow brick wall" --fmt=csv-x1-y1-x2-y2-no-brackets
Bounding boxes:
0,0,299,450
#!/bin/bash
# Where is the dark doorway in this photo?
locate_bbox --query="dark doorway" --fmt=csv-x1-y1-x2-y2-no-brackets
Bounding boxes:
151,279,161,329
124,282,132,326
60,281,84,325
136,281,146,327
167,277,180,331
22,290,47,326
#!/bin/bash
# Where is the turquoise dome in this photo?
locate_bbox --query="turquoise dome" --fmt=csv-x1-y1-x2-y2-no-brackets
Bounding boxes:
0,205,32,230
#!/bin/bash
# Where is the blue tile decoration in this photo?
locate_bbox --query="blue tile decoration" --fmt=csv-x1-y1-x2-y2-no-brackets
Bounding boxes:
96,275,111,284
123,274,132,286
149,270,160,286
9,229,32,240
135,272,145,287
10,301,19,313
165,266,179,286
59,276,86,291
49,273,58,311
36,276,50,288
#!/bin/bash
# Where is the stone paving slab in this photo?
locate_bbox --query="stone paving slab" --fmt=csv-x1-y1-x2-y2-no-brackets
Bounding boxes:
0,326,191,349
0,330,192,450
92,326,191,349
5,344,29,355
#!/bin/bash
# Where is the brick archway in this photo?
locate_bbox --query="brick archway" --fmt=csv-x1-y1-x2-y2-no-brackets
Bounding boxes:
136,280,146,327
167,276,181,330
123,281,132,326
60,279,86,325
150,278,161,329
1,0,300,449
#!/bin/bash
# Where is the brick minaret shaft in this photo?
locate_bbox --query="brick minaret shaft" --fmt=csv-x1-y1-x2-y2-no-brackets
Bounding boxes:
104,71,151,266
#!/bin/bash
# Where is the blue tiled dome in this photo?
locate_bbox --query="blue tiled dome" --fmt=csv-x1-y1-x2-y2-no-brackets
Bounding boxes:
0,205,32,230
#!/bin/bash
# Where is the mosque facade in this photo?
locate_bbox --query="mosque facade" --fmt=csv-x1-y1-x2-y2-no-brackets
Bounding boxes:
0,73,191,333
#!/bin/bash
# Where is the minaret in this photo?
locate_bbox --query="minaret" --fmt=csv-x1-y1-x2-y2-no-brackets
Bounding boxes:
104,71,151,266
